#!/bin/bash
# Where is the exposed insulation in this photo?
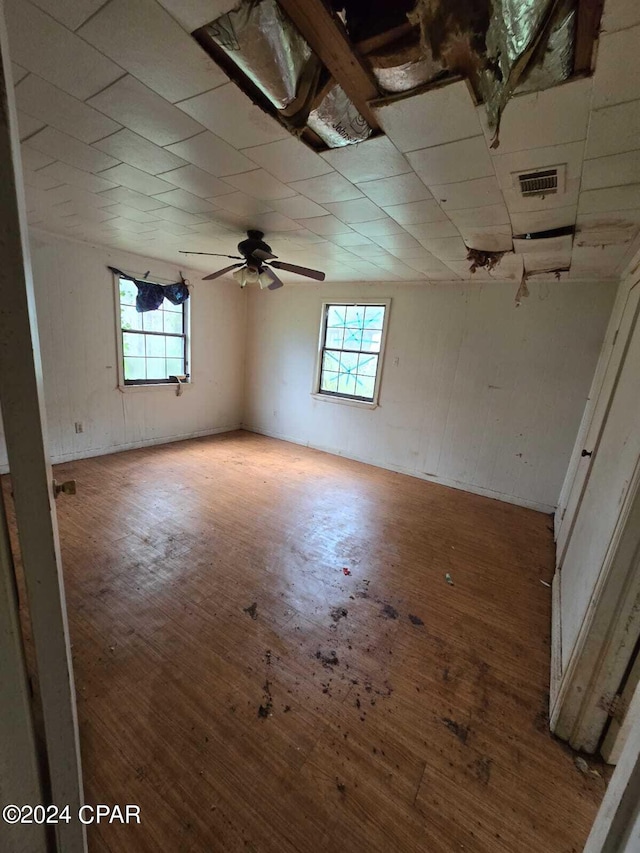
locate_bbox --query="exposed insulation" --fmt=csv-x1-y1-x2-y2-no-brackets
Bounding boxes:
307,83,372,146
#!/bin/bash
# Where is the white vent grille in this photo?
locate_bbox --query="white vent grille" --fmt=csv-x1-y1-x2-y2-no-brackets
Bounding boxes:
517,169,558,197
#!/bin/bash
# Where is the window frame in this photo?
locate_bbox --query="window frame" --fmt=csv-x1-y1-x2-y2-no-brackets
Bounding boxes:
113,271,191,391
312,299,391,409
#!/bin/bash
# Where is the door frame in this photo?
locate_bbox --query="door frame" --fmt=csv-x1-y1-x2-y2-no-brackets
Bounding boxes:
0,6,86,850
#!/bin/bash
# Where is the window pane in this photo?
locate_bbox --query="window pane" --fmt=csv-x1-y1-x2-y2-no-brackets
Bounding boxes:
355,374,375,399
166,358,184,376
164,311,183,334
146,358,167,380
146,335,165,358
119,278,138,306
361,329,382,353
142,311,163,332
322,350,341,372
364,305,385,330
342,328,362,351
122,332,144,357
327,306,346,328
121,304,142,331
338,373,356,395
339,351,358,373
124,357,146,380
166,336,184,358
357,353,378,377
325,327,344,349
345,305,364,329
321,371,339,392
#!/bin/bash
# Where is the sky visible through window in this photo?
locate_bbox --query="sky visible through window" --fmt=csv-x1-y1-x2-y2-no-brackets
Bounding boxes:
119,277,186,383
320,304,386,401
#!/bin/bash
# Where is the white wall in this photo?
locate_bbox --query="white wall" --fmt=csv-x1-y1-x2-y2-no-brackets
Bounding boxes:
243,279,616,512
0,230,246,468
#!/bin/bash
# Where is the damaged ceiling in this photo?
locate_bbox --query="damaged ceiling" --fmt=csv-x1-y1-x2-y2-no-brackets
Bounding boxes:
7,0,640,284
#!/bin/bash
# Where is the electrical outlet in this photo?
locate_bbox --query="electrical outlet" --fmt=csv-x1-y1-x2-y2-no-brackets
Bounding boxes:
74,422,83,434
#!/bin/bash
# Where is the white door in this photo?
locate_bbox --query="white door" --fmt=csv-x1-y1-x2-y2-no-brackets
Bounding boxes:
0,8,86,852
556,279,640,564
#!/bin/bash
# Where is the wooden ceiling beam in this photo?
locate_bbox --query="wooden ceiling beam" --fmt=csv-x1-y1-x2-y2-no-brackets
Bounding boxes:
277,0,381,130
574,0,605,74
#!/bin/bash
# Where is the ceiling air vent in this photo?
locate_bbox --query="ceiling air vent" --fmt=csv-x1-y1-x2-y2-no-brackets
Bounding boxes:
518,168,558,197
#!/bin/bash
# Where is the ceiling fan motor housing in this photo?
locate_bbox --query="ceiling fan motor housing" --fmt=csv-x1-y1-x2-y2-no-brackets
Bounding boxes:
238,230,272,263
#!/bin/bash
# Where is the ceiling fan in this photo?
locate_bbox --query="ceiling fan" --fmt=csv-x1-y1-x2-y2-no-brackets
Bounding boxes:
179,230,326,290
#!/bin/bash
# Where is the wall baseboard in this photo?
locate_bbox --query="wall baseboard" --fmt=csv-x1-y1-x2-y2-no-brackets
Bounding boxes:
241,424,556,514
0,424,241,474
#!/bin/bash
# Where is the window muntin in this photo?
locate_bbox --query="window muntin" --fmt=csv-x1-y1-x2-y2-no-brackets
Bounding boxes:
118,277,188,385
318,303,387,402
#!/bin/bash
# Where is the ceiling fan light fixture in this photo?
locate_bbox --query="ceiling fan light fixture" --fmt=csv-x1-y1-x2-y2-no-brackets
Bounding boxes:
232,267,246,286
258,269,275,289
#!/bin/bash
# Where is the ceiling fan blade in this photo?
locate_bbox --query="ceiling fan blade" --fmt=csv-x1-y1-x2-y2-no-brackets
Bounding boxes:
268,260,325,281
202,263,244,281
267,270,284,290
252,248,278,261
180,251,242,259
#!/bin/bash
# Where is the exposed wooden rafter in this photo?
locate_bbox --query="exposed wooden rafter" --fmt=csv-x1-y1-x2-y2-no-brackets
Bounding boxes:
574,0,605,74
277,0,381,130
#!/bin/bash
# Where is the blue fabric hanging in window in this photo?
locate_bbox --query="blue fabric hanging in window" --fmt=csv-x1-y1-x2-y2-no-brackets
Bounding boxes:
109,266,190,312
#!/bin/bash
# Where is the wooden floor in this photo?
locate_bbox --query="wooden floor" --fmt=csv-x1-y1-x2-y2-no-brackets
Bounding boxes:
12,431,607,852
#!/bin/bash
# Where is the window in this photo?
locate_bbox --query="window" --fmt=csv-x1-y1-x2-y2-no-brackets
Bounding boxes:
117,276,188,386
317,302,389,404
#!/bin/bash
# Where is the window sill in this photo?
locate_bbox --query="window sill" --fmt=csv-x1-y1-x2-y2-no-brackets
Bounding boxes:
118,382,193,393
311,393,378,410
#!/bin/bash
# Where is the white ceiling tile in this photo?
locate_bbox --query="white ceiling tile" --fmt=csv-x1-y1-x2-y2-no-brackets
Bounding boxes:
78,0,227,102
492,140,585,191
166,131,255,177
356,172,431,205
251,212,302,232
321,136,410,183
156,165,235,199
592,27,640,109
523,250,572,274
22,168,64,190
502,176,580,213
570,243,629,271
213,192,272,216
458,225,513,252
26,127,119,173
12,63,28,84
153,221,197,237
28,0,109,30
88,76,203,147
152,188,219,215
403,256,456,275
39,160,118,195
97,186,168,211
582,151,640,191
382,199,448,225
96,164,175,196
288,172,363,204
156,0,238,31
418,236,468,260
352,218,405,237
223,169,296,201
151,206,206,227
375,80,482,153
100,204,163,224
105,217,159,233
177,83,288,148
431,176,504,210
509,206,577,234
17,111,45,141
93,129,187,175
284,229,328,245
242,137,333,183
447,204,511,228
407,136,495,186
330,232,375,247
513,234,573,255
322,198,386,224
20,145,55,171
601,0,640,33
4,0,123,100
385,246,440,261
16,74,120,144
296,215,353,236
481,78,592,153
372,232,422,249
578,185,640,214
586,100,640,159
268,196,328,219
575,210,640,248
46,185,114,207
404,220,460,240
51,202,117,222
